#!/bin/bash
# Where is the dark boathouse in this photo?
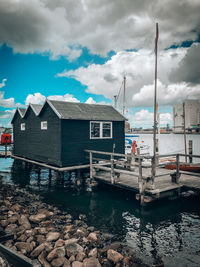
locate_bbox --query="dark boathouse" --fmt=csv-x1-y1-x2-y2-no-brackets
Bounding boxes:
11,100,126,167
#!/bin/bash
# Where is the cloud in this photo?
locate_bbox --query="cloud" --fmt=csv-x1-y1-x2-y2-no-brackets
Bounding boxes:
170,43,200,84
0,109,15,119
0,78,7,88
25,93,46,105
0,0,200,58
85,97,96,104
48,93,80,102
0,91,21,108
127,109,172,127
58,47,200,108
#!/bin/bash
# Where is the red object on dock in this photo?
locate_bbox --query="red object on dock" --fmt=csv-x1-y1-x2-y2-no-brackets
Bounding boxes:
1,134,12,145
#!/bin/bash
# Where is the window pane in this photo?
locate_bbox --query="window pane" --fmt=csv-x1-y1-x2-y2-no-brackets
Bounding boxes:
103,123,111,137
91,122,100,137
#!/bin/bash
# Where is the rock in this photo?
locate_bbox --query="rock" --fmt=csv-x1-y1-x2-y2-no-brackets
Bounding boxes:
26,236,34,243
107,249,123,264
50,257,65,267
87,226,95,232
64,225,73,234
69,255,76,262
46,232,60,242
37,227,48,235
72,261,83,267
83,257,101,267
38,251,51,267
18,215,31,229
88,248,97,258
18,234,28,242
82,237,88,244
38,209,54,218
76,252,86,261
29,213,46,223
47,246,65,261
15,242,33,254
76,228,88,237
64,238,78,246
5,223,17,232
36,234,46,244
8,215,18,224
65,243,84,257
30,242,47,258
88,233,98,242
55,239,65,248
63,258,71,267
10,204,22,212
25,229,35,237
0,220,8,227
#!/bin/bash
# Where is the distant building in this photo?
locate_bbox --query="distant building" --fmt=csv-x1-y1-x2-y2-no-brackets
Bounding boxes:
173,100,200,133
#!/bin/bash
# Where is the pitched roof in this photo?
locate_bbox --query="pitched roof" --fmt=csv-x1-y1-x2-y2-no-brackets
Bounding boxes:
18,108,26,117
47,100,126,121
30,104,43,115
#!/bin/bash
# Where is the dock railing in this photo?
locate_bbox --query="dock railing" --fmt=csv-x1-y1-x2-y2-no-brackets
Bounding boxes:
85,150,200,205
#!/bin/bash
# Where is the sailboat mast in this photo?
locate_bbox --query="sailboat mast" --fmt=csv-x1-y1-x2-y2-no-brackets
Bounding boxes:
153,23,159,160
122,75,126,115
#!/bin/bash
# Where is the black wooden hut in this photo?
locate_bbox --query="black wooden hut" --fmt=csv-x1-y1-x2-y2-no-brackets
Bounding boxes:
11,100,126,167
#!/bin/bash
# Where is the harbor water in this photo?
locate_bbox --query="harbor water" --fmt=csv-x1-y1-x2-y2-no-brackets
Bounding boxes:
0,133,200,266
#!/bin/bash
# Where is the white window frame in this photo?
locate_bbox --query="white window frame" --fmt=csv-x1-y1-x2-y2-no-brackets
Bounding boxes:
41,121,47,130
90,121,112,139
21,123,25,131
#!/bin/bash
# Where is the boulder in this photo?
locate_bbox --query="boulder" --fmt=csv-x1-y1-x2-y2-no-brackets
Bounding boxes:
0,220,8,227
46,232,60,242
83,257,101,267
15,242,33,254
8,215,18,224
88,248,97,258
76,252,86,262
10,204,22,212
5,223,17,232
64,238,78,246
38,251,51,267
72,261,83,267
30,242,47,258
51,257,66,267
65,243,84,257
55,239,65,248
47,246,65,261
107,249,123,264
88,233,98,242
29,213,46,223
63,258,71,267
18,215,31,229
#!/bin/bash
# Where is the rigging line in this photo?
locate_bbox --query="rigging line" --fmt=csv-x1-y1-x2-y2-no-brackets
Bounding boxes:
116,80,124,102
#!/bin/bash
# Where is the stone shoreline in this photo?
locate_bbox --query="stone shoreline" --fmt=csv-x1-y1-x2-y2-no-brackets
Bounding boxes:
0,181,150,267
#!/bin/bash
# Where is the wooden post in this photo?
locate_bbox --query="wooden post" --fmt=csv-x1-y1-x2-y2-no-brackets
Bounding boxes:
90,152,93,181
176,154,180,184
151,156,156,189
37,168,41,185
189,140,193,163
138,157,144,205
48,169,52,187
5,136,8,158
183,102,187,163
111,155,115,184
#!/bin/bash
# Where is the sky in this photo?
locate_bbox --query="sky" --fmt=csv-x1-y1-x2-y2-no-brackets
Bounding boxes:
0,0,200,128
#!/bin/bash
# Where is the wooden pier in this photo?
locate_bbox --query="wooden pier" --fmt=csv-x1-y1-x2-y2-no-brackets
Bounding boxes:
86,150,200,205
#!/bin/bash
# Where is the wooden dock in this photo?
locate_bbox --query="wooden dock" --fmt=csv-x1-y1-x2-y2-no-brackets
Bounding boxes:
86,150,200,205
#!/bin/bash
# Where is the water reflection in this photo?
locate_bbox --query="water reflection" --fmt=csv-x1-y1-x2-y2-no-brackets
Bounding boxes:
1,159,200,266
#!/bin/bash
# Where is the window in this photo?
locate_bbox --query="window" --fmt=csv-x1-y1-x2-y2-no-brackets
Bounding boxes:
90,121,112,139
21,123,25,131
41,121,47,130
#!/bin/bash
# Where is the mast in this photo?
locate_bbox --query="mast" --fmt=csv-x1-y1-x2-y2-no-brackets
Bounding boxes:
152,22,159,179
122,75,126,115
183,102,187,163
114,95,117,109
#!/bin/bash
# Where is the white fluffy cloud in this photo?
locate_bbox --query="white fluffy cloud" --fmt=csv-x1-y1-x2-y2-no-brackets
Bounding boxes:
48,94,80,103
127,109,172,127
58,47,200,108
0,0,199,58
0,109,15,119
85,97,96,104
0,78,7,88
25,93,46,105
